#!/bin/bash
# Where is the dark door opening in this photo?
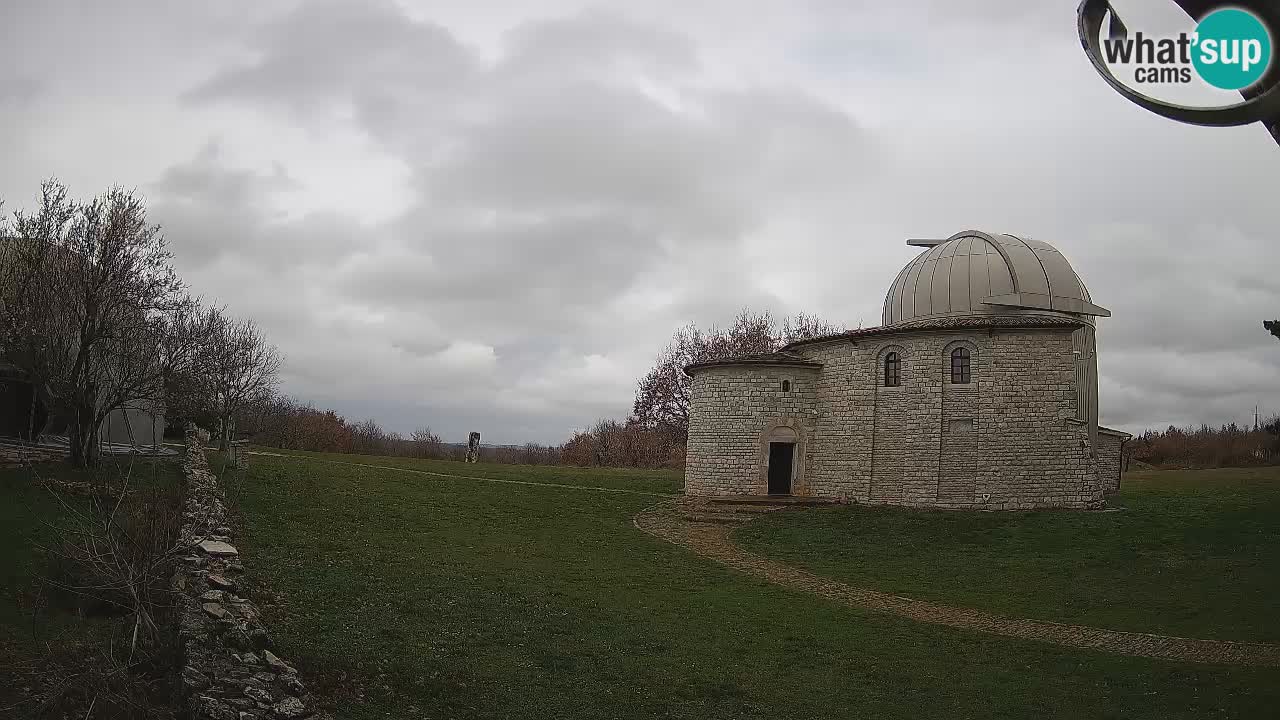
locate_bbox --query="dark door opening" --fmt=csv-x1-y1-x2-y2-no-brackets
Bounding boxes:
767,442,794,495
0,380,47,441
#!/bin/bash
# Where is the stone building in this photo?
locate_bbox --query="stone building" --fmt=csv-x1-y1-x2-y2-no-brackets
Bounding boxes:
684,230,1130,510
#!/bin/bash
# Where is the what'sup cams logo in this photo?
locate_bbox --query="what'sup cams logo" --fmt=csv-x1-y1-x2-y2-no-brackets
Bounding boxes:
1100,6,1272,89
1078,1,1280,144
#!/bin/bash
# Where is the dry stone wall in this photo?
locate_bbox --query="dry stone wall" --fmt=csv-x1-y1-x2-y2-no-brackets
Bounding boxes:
685,326,1108,509
173,425,327,720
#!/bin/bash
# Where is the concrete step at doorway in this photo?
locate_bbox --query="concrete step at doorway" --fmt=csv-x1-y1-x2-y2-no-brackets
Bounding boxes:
681,511,757,525
705,495,838,508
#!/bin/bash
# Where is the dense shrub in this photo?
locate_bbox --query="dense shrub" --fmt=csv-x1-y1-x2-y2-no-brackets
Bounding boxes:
24,461,185,719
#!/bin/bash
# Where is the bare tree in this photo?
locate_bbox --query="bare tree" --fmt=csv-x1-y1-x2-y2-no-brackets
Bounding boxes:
631,324,702,434
158,297,221,423
202,310,282,450
411,426,444,458
2,181,193,466
350,418,395,455
782,311,845,344
631,308,844,439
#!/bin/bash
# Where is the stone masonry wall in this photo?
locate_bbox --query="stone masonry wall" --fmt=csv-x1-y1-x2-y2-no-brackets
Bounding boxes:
173,425,326,720
685,326,1106,510
865,338,947,504
1097,429,1126,494
939,341,981,504
972,330,1100,509
684,366,819,496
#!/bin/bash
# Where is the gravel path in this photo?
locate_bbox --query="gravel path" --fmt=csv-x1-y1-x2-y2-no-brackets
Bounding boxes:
634,499,1280,667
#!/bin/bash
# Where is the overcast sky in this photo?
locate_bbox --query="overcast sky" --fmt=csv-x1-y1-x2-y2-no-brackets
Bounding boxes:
3,0,1277,443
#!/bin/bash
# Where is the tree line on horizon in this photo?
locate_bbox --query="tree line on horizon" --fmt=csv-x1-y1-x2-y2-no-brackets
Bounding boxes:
1131,419,1280,469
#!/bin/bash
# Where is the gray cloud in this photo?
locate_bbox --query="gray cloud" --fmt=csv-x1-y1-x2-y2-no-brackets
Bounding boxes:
187,0,477,119
4,0,1279,441
150,143,377,273
167,0,878,443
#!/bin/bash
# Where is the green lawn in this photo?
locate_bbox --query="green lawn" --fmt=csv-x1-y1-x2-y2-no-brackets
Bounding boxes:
229,454,1280,720
736,466,1280,643
250,447,684,494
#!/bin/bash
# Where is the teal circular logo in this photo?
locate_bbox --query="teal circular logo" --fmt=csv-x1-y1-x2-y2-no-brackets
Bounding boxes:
1192,8,1272,90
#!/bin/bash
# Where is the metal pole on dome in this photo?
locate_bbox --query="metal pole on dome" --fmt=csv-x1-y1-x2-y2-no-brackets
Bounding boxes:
1077,0,1280,146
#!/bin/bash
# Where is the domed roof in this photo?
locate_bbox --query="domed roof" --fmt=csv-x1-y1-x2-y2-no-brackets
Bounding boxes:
882,230,1109,327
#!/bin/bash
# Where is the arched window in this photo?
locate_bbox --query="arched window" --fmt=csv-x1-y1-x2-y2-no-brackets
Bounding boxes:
781,380,791,392
951,347,971,384
884,352,900,387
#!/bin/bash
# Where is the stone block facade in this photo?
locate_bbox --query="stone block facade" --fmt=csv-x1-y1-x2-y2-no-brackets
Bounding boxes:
1096,427,1128,494
685,326,1122,510
685,365,820,496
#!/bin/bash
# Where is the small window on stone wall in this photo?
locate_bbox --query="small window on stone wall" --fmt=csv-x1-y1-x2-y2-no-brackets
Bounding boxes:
884,352,900,387
781,380,791,392
951,347,972,384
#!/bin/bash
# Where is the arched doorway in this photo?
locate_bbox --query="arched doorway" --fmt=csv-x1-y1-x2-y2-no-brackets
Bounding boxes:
765,426,799,495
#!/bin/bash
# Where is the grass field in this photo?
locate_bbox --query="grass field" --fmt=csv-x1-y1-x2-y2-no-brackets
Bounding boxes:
245,447,684,494
736,466,1280,643
225,452,1280,720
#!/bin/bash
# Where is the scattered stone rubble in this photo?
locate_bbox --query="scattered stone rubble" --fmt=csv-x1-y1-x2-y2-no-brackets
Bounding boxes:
173,424,328,720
